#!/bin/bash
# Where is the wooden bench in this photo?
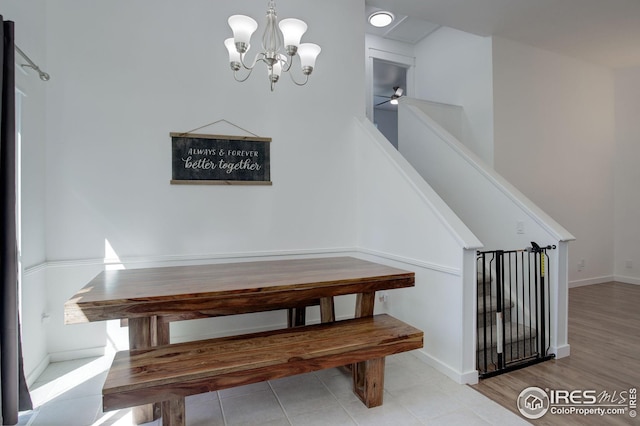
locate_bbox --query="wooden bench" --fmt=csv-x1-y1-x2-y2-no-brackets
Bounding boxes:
102,314,423,426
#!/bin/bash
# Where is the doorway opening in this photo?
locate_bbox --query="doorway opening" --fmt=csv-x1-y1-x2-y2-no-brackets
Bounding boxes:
372,59,407,149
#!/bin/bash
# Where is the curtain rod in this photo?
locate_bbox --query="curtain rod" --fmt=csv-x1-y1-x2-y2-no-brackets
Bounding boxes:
15,45,50,81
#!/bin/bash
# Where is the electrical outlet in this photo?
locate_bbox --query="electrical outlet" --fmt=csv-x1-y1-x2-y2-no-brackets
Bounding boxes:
577,259,585,272
625,260,633,269
516,221,525,234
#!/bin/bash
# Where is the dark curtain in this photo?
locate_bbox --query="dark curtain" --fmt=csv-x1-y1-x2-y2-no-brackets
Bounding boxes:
1,16,33,425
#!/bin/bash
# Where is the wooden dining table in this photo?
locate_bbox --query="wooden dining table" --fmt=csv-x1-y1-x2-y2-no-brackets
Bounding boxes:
64,256,415,422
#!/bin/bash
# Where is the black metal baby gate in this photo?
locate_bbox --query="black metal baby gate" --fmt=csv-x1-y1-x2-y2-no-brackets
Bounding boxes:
476,242,556,378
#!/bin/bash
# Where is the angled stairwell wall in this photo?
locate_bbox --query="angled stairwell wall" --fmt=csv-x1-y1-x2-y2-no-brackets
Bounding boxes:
352,117,483,384
397,100,575,360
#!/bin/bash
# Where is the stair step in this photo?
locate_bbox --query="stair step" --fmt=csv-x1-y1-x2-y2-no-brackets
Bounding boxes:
477,324,540,368
476,261,494,297
477,295,513,314
477,295,513,324
477,322,535,349
476,282,492,297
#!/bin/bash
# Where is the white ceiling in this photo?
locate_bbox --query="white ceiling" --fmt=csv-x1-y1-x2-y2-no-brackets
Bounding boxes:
366,0,640,69
365,6,440,44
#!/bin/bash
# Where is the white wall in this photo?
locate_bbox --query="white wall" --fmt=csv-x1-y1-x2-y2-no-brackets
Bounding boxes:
399,104,572,251
492,37,615,286
2,0,50,384
6,0,367,369
413,27,494,166
614,67,640,284
44,0,362,262
373,108,398,148
402,97,464,142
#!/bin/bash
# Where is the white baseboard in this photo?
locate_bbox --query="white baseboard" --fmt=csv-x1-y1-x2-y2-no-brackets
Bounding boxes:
31,247,358,273
26,354,51,387
552,343,571,359
49,346,105,363
569,275,614,288
356,248,462,276
411,348,478,385
613,275,640,285
32,248,463,278
570,275,640,287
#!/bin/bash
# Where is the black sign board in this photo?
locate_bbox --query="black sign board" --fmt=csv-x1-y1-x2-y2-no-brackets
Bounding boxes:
170,133,271,185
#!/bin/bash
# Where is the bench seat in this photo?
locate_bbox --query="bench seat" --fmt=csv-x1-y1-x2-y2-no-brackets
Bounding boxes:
103,314,423,423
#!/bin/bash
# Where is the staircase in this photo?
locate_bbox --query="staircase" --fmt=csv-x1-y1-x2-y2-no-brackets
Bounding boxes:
476,247,554,378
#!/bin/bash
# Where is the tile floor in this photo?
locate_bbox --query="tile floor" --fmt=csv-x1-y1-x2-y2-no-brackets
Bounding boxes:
17,352,530,425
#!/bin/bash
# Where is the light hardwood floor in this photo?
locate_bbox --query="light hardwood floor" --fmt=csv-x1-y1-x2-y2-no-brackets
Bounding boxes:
471,282,639,425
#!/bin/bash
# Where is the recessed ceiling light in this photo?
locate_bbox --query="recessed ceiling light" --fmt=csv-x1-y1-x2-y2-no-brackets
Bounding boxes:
368,11,394,28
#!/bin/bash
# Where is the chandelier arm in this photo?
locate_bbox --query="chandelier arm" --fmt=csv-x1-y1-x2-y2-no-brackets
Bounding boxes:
287,69,310,86
233,68,254,83
240,52,265,71
281,54,294,73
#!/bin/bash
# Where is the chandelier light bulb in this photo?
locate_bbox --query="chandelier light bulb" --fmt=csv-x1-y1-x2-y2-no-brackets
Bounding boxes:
224,38,242,70
279,18,307,55
270,54,288,84
228,15,258,52
297,43,321,74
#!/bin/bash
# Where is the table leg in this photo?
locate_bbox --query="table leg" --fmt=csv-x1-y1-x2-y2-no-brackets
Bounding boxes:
128,317,163,424
352,292,377,398
319,297,335,323
156,316,171,346
287,307,306,327
355,292,375,317
128,317,153,349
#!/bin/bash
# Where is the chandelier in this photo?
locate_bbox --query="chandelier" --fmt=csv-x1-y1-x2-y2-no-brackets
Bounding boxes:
224,1,321,91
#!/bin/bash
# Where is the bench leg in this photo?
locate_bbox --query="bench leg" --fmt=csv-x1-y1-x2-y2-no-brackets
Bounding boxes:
353,357,385,408
161,398,185,426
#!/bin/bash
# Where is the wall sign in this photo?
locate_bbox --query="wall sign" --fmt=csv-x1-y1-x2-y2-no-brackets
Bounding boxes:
170,133,271,185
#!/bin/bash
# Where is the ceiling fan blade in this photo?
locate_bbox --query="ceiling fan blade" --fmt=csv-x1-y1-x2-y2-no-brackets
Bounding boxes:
376,99,390,106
